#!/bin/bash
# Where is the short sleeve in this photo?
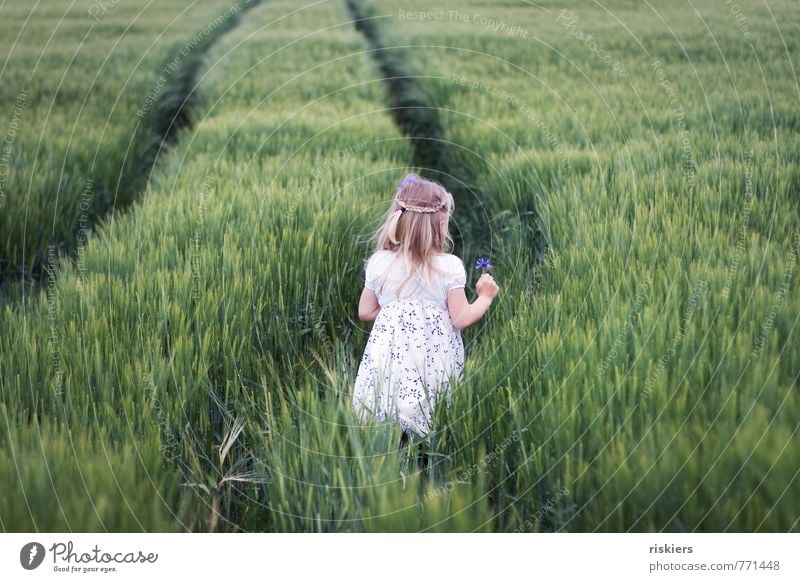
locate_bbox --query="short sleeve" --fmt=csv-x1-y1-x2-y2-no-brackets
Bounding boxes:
442,255,466,292
364,255,377,290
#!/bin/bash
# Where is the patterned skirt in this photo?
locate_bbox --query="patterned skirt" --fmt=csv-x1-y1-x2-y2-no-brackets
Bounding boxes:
352,299,465,437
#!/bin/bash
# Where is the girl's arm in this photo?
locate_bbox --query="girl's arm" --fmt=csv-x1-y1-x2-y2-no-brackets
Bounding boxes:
446,274,499,330
358,288,381,321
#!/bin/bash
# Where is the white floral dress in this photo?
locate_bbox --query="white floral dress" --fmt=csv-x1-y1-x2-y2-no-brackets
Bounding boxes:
353,251,466,437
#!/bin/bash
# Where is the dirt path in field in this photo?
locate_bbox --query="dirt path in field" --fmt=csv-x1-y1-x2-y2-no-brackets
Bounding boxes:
344,0,547,264
344,0,485,248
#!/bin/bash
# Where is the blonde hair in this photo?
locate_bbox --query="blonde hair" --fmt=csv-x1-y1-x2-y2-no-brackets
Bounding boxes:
370,173,457,298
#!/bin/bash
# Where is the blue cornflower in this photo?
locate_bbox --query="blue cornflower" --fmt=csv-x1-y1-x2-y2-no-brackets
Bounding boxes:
475,257,492,271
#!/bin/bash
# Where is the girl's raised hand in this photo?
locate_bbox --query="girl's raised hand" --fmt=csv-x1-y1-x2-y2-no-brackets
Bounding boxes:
476,273,499,299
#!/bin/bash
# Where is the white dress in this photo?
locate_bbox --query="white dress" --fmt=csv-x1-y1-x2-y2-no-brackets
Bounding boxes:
353,250,466,437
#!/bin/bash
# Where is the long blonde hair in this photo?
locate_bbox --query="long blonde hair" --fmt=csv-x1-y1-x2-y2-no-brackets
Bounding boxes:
371,173,457,298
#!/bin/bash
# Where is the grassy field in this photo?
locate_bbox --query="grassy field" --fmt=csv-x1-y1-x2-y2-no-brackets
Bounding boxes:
1,0,798,532
354,0,800,531
0,0,251,292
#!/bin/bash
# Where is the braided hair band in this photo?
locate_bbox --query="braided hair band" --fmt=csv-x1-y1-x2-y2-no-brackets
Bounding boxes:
395,198,442,214
394,175,446,213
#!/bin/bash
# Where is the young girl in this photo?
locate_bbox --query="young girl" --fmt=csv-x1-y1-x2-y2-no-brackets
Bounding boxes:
353,174,499,442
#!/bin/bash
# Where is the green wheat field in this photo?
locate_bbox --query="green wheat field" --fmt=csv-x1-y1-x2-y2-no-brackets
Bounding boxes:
0,0,798,532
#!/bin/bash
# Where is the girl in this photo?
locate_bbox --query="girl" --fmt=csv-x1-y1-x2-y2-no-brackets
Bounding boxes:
353,174,499,442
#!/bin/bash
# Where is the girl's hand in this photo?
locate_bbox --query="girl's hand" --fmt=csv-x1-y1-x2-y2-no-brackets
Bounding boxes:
476,273,499,300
